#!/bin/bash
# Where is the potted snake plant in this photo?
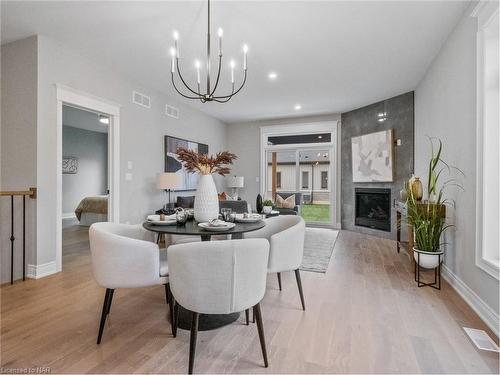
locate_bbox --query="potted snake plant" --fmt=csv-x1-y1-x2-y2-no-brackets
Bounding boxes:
406,138,463,269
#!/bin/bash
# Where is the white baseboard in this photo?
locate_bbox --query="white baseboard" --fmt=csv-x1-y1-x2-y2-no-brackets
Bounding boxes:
27,261,57,279
442,265,499,338
62,212,76,219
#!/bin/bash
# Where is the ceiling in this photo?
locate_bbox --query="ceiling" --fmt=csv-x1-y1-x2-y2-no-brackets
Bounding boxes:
2,1,470,123
63,105,109,133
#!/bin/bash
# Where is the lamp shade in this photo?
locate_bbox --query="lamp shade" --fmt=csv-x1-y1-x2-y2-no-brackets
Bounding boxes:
226,176,244,188
157,172,182,190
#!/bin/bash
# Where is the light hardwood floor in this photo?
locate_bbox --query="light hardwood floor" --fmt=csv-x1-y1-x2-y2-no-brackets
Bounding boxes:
1,226,498,374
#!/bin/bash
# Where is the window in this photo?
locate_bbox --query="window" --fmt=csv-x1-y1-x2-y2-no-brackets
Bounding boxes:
474,1,499,279
276,172,282,189
321,171,328,189
302,171,309,189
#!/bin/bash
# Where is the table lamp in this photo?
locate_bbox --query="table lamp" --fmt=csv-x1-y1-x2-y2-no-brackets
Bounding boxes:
226,176,244,200
158,172,182,212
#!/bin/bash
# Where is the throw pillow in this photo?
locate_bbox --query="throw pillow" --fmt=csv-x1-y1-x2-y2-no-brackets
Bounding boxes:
276,194,295,209
218,192,227,201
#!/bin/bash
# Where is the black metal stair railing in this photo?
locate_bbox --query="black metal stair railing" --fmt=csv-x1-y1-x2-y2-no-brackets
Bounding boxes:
1,187,37,284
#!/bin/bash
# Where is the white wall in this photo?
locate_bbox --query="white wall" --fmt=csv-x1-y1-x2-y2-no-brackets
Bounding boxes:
62,125,108,215
414,5,499,331
1,35,227,272
226,114,340,210
0,36,38,283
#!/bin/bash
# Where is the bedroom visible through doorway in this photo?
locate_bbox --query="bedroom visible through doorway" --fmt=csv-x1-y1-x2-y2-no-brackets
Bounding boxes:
61,105,109,260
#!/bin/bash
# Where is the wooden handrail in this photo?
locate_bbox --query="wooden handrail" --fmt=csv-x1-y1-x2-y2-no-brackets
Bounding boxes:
0,187,37,199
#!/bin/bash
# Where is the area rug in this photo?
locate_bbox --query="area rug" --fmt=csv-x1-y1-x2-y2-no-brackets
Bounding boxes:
300,228,339,273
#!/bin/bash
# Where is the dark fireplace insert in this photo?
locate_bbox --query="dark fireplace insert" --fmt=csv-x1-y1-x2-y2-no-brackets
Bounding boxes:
355,188,391,232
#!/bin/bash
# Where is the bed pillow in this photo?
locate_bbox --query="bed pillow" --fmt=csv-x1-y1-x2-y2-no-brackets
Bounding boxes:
276,194,295,209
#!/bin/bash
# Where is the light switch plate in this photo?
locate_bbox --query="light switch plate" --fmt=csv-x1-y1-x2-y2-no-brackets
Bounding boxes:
127,161,133,170
125,173,133,181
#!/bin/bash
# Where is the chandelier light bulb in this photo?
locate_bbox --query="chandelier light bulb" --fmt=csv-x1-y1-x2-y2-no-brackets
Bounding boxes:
170,47,176,73
242,44,248,70
218,27,223,56
230,59,235,83
195,60,201,84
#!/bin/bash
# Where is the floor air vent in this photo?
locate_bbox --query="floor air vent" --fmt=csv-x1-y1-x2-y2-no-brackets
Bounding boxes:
463,327,499,352
132,91,151,108
166,104,179,119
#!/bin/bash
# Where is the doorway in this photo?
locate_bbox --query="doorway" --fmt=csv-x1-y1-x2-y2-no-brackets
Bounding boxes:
260,122,339,227
56,85,120,272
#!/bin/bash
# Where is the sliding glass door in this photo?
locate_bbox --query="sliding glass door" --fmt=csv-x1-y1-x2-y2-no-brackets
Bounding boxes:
264,145,335,226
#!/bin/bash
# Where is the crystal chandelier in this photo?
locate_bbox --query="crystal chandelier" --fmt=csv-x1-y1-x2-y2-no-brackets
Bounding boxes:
169,0,248,103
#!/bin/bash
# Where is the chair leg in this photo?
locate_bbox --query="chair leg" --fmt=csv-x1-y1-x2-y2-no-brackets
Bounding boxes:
106,289,114,315
172,299,179,338
165,283,170,305
97,288,112,344
253,303,269,368
277,272,282,291
245,309,250,325
294,269,305,311
188,311,199,374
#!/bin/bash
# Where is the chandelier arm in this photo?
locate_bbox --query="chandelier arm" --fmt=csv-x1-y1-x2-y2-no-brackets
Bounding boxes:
210,55,223,96
212,70,247,99
176,58,203,96
213,96,233,103
171,73,203,100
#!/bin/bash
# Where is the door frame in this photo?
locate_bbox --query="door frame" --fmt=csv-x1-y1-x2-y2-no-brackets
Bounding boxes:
56,84,121,272
259,121,340,228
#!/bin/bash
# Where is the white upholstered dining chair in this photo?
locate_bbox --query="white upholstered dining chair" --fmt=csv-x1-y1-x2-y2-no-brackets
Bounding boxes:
167,239,270,374
89,222,172,344
243,215,306,310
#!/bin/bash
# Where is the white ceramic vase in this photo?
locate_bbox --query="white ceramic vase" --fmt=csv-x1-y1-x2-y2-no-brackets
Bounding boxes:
263,206,273,214
413,247,444,269
194,174,219,223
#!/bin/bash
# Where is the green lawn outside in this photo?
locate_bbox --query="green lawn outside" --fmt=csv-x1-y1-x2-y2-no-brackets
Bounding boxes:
300,204,330,223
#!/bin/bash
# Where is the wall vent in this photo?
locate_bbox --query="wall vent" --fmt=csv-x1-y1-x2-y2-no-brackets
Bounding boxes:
165,104,179,119
132,91,151,108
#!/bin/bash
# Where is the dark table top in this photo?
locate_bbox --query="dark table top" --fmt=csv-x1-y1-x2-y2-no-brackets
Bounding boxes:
142,219,265,237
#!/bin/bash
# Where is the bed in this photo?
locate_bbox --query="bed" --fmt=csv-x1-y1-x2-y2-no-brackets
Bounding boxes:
74,195,108,226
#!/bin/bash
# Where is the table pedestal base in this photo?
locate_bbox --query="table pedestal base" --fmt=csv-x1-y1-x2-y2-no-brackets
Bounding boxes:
174,306,240,331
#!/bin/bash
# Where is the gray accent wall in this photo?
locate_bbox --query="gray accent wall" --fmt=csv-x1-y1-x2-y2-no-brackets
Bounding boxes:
414,8,499,322
0,36,38,283
62,125,108,215
341,92,414,239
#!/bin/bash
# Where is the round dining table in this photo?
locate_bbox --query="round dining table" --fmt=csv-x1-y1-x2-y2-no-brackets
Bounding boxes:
142,218,266,331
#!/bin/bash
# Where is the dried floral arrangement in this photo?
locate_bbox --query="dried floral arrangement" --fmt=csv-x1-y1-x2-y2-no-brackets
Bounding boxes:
176,147,237,176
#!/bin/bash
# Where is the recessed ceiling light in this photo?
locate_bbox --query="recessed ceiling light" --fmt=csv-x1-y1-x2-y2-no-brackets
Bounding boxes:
99,115,109,125
318,135,322,139
294,104,302,110
268,72,277,80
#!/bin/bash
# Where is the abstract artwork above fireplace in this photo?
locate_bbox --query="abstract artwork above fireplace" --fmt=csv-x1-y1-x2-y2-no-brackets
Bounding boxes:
351,129,394,182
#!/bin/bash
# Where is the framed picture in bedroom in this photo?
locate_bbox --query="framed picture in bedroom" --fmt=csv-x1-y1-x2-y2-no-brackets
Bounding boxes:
164,135,209,191
351,129,394,182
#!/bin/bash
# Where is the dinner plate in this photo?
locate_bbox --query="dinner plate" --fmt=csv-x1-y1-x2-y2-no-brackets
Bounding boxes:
198,222,236,231
233,214,263,223
147,219,177,226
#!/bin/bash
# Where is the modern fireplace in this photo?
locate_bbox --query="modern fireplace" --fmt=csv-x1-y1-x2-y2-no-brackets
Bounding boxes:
355,188,391,232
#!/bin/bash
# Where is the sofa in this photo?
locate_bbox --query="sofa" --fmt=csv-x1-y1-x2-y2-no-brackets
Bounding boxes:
176,195,250,214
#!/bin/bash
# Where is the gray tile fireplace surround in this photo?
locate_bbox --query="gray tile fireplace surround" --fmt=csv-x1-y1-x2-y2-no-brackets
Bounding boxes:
341,91,414,239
